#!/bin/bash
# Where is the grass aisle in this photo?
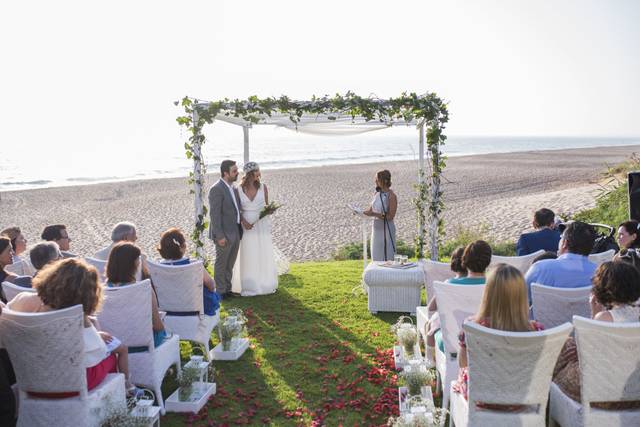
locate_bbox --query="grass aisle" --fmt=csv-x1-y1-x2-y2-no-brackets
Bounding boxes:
161,260,403,426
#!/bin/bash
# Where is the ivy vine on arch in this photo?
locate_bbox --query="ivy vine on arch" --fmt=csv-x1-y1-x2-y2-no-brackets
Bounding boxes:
176,91,449,262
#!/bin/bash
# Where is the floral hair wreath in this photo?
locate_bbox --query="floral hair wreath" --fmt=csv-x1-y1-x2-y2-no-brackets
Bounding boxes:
243,162,259,173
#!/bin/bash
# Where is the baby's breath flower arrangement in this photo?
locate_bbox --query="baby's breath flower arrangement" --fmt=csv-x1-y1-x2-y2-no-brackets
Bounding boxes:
390,316,418,358
178,365,201,401
388,402,447,427
218,309,246,351
397,327,418,358
401,365,435,396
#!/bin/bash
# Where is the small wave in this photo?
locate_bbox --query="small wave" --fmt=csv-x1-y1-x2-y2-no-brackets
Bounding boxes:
66,176,122,183
1,179,52,186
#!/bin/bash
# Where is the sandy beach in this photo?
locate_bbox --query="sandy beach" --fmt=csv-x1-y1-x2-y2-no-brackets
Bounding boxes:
1,145,637,262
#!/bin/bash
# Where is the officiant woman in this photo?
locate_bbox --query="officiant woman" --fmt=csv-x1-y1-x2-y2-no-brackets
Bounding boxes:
364,170,397,261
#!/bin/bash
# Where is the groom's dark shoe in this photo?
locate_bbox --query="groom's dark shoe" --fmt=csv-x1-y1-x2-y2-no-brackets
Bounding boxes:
223,291,241,299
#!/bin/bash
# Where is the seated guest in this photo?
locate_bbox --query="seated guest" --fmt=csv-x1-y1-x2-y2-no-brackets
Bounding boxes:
0,237,18,286
157,228,219,316
525,221,597,300
424,246,467,361
616,220,640,252
8,258,137,394
0,302,16,426
105,242,167,348
14,242,63,288
455,264,544,404
432,240,492,355
41,224,76,258
516,208,561,256
94,222,139,260
553,261,640,409
0,227,27,263
448,240,491,284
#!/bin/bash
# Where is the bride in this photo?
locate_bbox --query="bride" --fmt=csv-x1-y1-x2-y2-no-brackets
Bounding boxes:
231,162,279,296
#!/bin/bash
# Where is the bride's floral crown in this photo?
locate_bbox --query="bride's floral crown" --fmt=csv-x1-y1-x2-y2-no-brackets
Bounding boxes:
243,162,259,173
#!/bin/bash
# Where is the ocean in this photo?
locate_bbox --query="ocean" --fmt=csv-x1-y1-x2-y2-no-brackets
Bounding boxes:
2,127,639,192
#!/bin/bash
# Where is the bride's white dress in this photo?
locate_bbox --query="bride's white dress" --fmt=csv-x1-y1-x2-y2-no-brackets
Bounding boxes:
231,184,279,296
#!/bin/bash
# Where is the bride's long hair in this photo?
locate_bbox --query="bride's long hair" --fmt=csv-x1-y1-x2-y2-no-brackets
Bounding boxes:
241,170,261,191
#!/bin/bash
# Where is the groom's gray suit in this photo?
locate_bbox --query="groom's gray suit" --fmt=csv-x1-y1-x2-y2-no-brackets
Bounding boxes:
208,179,242,295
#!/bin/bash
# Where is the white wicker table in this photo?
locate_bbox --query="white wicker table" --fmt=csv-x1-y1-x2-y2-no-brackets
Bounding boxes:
363,262,424,314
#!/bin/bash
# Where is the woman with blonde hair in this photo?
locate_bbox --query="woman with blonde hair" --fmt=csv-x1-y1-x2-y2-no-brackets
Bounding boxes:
454,264,544,401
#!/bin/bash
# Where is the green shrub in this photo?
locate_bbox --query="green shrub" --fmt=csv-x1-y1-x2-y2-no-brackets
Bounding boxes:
437,226,516,259
334,228,515,261
333,239,415,260
573,153,639,227
573,183,628,226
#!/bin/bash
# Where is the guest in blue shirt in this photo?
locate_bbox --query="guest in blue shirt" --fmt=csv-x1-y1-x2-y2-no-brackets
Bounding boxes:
525,221,597,301
157,228,219,317
516,208,561,256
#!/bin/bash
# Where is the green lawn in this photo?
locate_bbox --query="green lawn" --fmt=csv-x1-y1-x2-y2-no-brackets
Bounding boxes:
160,260,408,426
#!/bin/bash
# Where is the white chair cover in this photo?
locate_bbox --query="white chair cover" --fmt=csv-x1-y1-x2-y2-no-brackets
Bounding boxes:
490,249,545,274
433,281,485,411
550,316,640,427
146,260,219,357
450,322,572,427
0,304,126,427
84,257,107,280
2,281,36,302
530,283,591,329
97,280,181,413
587,249,615,267
4,259,35,276
422,259,452,303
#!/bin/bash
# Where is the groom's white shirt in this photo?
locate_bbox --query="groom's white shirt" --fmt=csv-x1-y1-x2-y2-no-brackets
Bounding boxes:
220,179,240,224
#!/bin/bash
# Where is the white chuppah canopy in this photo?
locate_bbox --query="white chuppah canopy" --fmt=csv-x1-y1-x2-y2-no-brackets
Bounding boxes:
181,93,448,263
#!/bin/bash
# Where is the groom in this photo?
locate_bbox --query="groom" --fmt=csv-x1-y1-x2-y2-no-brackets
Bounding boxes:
209,159,243,298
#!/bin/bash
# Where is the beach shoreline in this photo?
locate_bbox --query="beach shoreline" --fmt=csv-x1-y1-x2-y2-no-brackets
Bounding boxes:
2,145,637,262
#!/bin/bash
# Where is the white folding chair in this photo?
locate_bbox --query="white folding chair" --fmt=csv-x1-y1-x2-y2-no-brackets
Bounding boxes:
1,281,35,302
587,249,615,267
450,322,572,427
0,305,126,427
433,281,485,411
84,257,107,280
550,316,640,427
97,280,181,414
4,259,35,277
146,260,219,359
490,250,545,274
531,283,591,329
423,259,453,304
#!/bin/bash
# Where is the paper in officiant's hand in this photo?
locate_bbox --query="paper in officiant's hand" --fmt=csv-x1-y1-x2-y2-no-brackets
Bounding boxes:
347,204,364,215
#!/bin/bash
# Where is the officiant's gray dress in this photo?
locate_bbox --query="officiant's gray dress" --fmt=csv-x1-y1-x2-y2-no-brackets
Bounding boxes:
371,191,396,261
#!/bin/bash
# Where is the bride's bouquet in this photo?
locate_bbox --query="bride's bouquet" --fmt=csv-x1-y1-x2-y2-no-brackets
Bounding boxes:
258,201,282,220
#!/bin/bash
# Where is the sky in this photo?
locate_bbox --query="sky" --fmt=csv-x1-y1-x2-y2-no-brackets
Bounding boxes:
1,0,639,157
